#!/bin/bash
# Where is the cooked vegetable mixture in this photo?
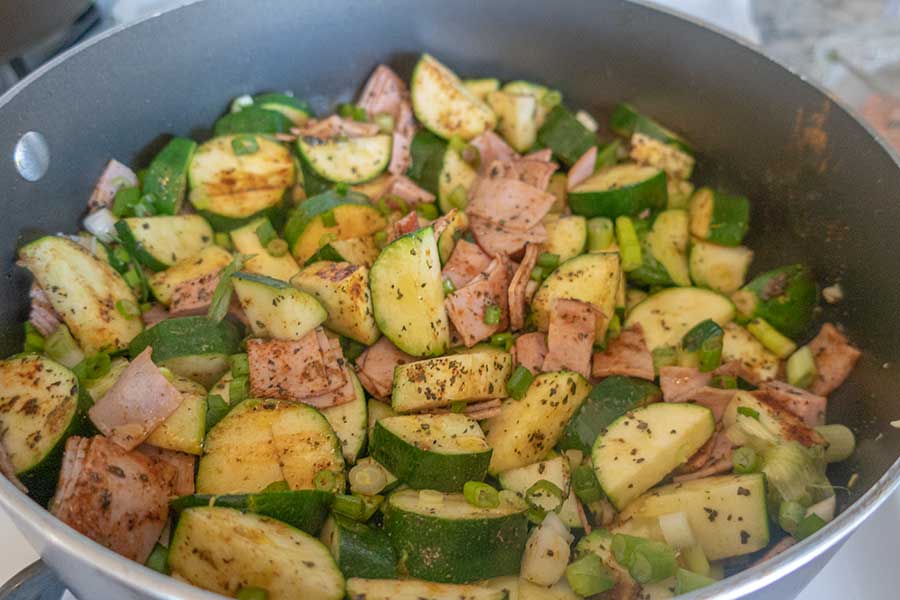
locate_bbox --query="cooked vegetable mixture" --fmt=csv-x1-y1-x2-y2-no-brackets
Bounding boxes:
0,55,863,600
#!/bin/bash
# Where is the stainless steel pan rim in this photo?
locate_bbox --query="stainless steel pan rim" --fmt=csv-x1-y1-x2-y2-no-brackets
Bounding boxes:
0,1,898,599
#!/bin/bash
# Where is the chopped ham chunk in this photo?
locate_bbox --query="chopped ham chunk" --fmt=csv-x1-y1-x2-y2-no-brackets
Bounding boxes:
659,366,711,403
247,328,350,406
592,326,654,381
294,115,381,139
0,440,26,493
542,299,597,378
714,359,764,386
514,332,549,374
567,146,597,190
87,159,138,212
28,283,62,337
758,380,826,427
442,239,492,290
467,176,556,232
749,391,825,447
300,365,359,408
445,255,510,347
383,175,435,206
390,102,416,175
507,158,558,191
524,149,553,163
469,131,518,174
387,210,421,243
168,271,218,317
141,303,169,328
808,323,861,396
50,436,174,563
356,337,417,399
508,243,540,331
685,387,736,423
470,215,547,258
431,208,461,240
88,347,184,451
358,65,408,119
137,445,196,497
675,427,733,482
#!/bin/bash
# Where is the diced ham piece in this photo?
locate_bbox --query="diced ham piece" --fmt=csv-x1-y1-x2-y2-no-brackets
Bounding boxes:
50,436,174,563
749,391,825,447
469,131,518,174
659,366,712,403
686,387,736,423
0,440,26,493
445,255,511,347
542,299,597,378
28,283,62,337
567,146,597,190
141,303,169,329
356,337,417,399
168,271,218,317
358,65,408,119
674,427,733,482
383,175,435,207
294,115,381,140
714,359,763,386
466,177,556,232
88,347,184,451
442,240,493,290
592,326,654,381
758,380,827,427
509,158,558,191
87,159,138,212
387,210,421,243
508,243,540,331
426,399,503,421
514,332,549,374
470,215,547,258
431,209,461,241
247,328,351,406
137,445,196,497
524,149,553,163
390,102,416,175
808,323,861,396
301,365,359,408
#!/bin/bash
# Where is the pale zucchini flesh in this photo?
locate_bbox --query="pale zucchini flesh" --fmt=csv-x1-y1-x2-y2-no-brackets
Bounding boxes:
124,215,213,266
297,134,392,184
149,245,233,305
689,239,754,294
391,352,513,413
145,375,207,455
411,54,497,140
321,371,368,464
189,135,295,196
624,287,735,351
721,322,779,382
232,273,327,340
497,455,581,528
230,217,301,282
346,578,505,600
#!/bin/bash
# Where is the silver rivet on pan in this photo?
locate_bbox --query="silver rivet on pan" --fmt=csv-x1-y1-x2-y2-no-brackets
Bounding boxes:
14,131,50,182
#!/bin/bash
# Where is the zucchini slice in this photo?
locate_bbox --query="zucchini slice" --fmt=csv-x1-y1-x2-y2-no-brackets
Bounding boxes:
170,489,333,535
437,209,468,264
646,209,691,286
624,287,735,351
487,90,538,152
367,398,396,441
371,413,491,492
305,237,378,268
383,488,528,583
568,163,667,218
369,227,450,357
213,105,293,136
145,375,208,455
297,135,392,184
284,190,386,265
0,355,88,503
168,507,344,600
149,245,233,305
321,371,368,464
230,217,301,282
542,214,587,263
391,352,513,413
592,402,715,510
346,578,506,600
292,261,380,346
197,399,344,494
464,78,501,101
537,105,598,166
721,322,779,382
320,514,397,579
143,137,196,215
612,474,769,560
437,145,478,214
689,239,754,295
123,215,213,267
191,187,287,232
530,252,621,343
735,264,817,338
253,92,313,125
497,455,581,529
189,135,294,197
557,375,661,455
610,103,694,154
232,272,327,340
18,236,143,353
128,316,241,388
484,371,591,474
405,131,478,215
689,188,750,247
410,54,497,141
502,80,560,127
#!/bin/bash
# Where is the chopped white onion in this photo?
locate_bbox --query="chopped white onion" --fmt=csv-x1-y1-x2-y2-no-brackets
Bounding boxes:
805,495,836,523
82,208,118,243
575,110,599,132
542,511,574,544
658,511,697,549
520,513,571,586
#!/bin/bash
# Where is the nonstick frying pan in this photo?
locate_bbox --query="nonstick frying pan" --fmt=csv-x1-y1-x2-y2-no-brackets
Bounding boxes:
0,1,898,598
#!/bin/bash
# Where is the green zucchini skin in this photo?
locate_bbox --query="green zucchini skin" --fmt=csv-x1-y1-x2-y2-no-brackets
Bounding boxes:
299,153,334,198
114,220,169,272
739,264,817,338
383,490,528,583
370,419,491,492
625,215,675,287
170,489,334,535
321,514,397,579
537,105,598,166
282,190,371,252
609,103,694,155
690,188,750,247
143,137,197,215
196,192,288,233
253,93,314,125
406,130,447,196
568,166,668,219
304,243,347,266
213,106,292,136
557,376,661,455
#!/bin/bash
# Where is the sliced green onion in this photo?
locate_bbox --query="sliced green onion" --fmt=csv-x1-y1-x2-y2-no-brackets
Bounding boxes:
207,254,248,322
230,353,249,378
262,480,290,492
675,568,716,594
796,513,827,540
375,196,392,216
112,186,141,217
214,232,233,249
737,406,760,420
416,202,439,220
565,553,617,596
572,464,604,503
747,317,797,359
612,534,645,567
73,352,112,382
483,304,501,325
525,479,564,514
314,469,339,493
349,462,388,496
530,266,546,282
338,103,368,122
587,218,615,252
442,278,456,296
506,365,534,400
205,394,232,431
229,376,248,405
334,182,350,196
499,489,527,511
231,135,259,156
595,140,622,171
778,500,806,535
144,543,169,574
651,346,678,373
358,494,384,521
628,540,678,584
374,112,395,133
255,220,277,247
541,89,563,109
373,230,388,249
45,325,85,369
537,252,560,270
815,424,856,463
332,493,365,520
140,302,153,313
387,195,410,215
447,135,466,153
681,319,724,372
787,345,817,389
23,322,45,353
447,185,468,210
615,216,642,271
450,400,467,414
321,209,337,228
115,298,141,320
711,374,737,389
266,238,288,257
732,446,760,474
236,586,269,600
490,332,512,350
464,481,500,508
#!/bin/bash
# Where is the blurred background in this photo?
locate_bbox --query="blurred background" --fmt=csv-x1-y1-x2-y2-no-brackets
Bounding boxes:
0,1,898,598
